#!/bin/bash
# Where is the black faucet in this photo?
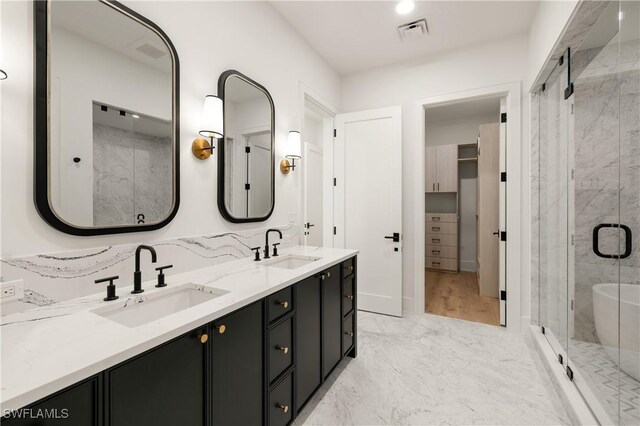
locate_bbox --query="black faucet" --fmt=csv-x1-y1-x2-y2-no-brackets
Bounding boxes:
132,245,157,294
264,229,283,259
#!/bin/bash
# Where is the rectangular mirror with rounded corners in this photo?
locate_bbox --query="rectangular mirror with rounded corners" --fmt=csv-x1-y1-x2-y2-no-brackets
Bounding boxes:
217,70,275,223
34,0,180,235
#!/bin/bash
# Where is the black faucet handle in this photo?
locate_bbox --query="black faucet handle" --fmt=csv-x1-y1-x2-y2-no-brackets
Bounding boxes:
272,243,280,257
95,276,119,301
155,264,173,272
155,265,173,288
251,247,261,262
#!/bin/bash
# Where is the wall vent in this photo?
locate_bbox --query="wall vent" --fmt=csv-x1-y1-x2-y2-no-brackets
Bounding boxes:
129,37,167,59
397,18,428,41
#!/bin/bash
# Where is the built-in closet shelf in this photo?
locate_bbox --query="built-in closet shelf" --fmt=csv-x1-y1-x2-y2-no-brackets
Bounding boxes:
458,157,478,162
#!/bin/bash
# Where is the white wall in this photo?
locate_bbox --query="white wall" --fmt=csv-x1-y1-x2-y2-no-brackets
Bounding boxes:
527,0,579,90
342,35,530,317
0,1,340,259
425,114,497,148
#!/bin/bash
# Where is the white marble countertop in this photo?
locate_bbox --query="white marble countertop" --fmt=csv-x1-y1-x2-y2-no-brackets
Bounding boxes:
0,246,357,411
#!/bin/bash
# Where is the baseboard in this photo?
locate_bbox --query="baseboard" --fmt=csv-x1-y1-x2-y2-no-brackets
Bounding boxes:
459,260,477,272
529,325,598,426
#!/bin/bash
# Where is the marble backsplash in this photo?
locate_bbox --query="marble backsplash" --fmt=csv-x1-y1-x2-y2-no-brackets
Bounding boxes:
0,224,299,311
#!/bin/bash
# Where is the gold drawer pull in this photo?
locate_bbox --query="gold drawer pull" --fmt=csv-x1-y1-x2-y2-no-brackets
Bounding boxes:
345,294,354,300
432,250,440,254
216,325,226,334
344,331,354,337
432,216,440,221
432,262,440,266
278,404,289,413
278,300,289,309
348,265,354,273
432,226,440,231
277,346,289,354
199,333,209,344
432,238,440,243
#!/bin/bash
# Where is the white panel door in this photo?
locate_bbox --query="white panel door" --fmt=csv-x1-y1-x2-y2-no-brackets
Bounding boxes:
334,106,403,317
304,142,323,247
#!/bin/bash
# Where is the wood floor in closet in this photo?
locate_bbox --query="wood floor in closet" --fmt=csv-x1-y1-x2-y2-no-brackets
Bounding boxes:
425,270,500,326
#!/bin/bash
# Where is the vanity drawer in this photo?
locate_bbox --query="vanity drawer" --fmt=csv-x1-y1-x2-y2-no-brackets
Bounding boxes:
268,317,293,383
426,233,457,246
425,244,456,259
426,213,457,223
342,257,355,278
425,222,456,234
343,314,355,355
426,256,457,271
269,372,293,426
343,276,355,316
267,287,293,324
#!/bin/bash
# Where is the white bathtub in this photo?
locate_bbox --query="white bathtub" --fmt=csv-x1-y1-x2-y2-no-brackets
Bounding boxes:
593,283,640,381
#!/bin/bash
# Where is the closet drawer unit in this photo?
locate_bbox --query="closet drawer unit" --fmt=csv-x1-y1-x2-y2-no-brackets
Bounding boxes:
267,287,293,324
426,213,457,223
425,244,456,259
426,256,457,271
268,317,293,384
426,222,456,234
426,233,457,246
269,372,293,426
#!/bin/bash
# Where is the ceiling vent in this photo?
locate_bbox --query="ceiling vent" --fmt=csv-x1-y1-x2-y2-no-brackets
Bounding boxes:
129,37,167,60
397,18,428,41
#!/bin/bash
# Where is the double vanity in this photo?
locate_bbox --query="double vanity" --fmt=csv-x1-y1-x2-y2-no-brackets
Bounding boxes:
1,246,358,425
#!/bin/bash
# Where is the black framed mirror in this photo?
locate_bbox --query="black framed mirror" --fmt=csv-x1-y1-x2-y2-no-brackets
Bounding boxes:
217,70,275,223
34,0,180,236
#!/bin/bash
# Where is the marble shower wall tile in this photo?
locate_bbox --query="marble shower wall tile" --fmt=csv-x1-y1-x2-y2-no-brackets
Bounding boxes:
93,124,173,226
0,224,299,309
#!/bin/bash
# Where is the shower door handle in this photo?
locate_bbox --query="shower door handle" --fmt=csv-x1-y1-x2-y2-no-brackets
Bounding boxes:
593,223,632,259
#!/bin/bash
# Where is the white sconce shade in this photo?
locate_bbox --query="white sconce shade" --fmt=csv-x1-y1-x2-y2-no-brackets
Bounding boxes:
286,131,302,159
199,95,223,138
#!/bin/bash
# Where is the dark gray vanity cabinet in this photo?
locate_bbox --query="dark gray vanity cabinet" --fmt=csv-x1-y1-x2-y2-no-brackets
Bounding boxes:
211,301,264,426
294,276,322,411
4,257,357,426
322,264,343,377
2,375,102,426
106,327,208,426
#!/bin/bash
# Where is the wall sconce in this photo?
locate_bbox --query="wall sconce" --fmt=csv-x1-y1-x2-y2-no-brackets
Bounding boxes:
192,95,223,160
280,131,302,174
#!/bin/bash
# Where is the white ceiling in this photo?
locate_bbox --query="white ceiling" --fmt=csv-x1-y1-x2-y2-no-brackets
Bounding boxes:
270,1,539,75
425,97,500,123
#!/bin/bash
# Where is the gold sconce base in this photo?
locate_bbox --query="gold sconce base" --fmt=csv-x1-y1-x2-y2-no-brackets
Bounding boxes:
280,158,292,174
192,138,212,160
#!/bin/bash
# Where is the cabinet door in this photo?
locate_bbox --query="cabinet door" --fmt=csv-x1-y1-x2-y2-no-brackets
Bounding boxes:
435,144,458,192
425,145,438,193
107,328,207,426
2,376,102,426
322,264,342,378
211,301,264,426
295,276,321,411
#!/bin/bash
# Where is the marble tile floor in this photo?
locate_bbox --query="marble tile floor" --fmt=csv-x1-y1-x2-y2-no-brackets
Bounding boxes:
296,312,570,425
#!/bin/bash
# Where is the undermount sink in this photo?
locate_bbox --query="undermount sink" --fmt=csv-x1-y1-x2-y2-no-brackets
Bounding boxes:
264,254,321,270
91,283,228,328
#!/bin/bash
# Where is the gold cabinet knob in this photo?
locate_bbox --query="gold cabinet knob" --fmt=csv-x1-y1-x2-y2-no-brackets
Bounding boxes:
279,301,289,309
277,346,289,354
278,404,289,413
199,333,209,344
344,295,354,300
348,265,354,272
344,332,354,337
216,324,226,334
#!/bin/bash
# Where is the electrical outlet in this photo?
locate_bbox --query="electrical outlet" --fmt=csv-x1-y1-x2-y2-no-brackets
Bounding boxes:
1,279,24,302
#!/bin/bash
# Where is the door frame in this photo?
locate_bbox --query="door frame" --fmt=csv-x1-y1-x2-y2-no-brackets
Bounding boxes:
415,81,523,332
302,141,324,246
298,83,339,246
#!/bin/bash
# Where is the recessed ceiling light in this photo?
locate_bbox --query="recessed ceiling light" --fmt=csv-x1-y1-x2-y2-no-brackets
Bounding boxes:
396,0,415,15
